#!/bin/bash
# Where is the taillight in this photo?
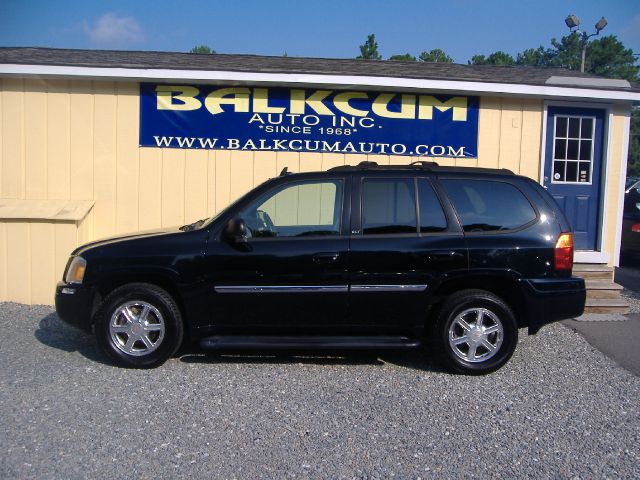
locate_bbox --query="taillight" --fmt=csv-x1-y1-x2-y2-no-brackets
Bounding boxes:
554,232,574,271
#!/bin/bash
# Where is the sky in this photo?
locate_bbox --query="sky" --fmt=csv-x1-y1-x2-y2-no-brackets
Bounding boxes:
1,0,639,63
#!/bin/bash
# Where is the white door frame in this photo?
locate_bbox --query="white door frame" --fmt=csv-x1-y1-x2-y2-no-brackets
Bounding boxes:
539,100,613,264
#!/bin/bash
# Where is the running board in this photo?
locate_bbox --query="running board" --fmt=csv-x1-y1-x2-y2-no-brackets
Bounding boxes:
199,335,421,350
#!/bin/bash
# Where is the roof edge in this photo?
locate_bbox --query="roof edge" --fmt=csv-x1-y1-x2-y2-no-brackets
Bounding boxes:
1,63,639,102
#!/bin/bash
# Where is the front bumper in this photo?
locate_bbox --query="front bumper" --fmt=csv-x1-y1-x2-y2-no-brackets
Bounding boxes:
520,276,586,334
55,282,95,333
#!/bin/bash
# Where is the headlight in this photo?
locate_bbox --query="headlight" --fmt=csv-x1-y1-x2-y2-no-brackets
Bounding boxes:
65,256,87,284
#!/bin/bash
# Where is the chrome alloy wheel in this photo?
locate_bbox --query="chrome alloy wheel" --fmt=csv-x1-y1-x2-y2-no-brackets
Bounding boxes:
109,301,165,356
448,307,504,363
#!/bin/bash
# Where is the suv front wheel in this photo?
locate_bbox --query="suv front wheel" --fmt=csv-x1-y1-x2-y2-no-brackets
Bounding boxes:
95,283,184,368
432,289,518,375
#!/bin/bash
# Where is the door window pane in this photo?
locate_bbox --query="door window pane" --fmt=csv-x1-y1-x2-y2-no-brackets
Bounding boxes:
554,139,566,159
568,118,580,138
553,161,566,182
566,140,579,160
362,179,417,234
580,118,593,137
418,180,447,233
555,117,567,137
552,115,595,184
566,162,578,182
240,180,343,238
579,140,592,160
442,180,537,232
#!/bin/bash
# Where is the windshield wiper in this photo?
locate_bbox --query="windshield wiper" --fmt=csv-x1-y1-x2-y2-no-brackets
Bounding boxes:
179,219,206,232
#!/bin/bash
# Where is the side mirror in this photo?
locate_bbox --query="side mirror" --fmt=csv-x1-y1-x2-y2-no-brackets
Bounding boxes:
223,217,249,245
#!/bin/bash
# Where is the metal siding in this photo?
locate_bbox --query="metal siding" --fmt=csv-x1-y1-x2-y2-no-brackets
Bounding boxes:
115,82,140,234
519,99,543,179
24,79,47,199
477,96,501,169
46,80,71,200
498,98,523,172
2,79,24,199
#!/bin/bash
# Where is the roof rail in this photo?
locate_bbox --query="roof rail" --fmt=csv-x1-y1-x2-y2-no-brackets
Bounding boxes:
356,161,378,169
326,161,516,175
410,160,440,168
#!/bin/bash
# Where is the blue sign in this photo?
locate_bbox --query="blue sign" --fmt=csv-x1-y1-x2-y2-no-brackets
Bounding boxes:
139,84,479,157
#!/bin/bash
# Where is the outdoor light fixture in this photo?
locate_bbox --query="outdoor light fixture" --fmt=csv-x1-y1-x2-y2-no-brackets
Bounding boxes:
564,14,608,72
565,14,580,30
595,17,608,33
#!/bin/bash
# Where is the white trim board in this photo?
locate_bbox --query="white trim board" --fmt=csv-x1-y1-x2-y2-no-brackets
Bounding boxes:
1,63,640,102
614,106,633,267
575,251,611,264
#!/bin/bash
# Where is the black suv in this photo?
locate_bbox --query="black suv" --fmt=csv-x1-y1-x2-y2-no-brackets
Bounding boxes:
56,161,585,374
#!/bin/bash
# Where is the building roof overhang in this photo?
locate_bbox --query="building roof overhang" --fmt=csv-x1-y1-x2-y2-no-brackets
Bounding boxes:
1,47,639,102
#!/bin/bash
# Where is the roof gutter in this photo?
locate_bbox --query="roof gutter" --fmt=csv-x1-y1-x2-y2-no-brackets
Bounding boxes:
1,63,639,102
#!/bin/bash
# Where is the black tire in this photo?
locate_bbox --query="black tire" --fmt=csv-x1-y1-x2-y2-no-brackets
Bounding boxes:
430,289,518,375
94,283,184,368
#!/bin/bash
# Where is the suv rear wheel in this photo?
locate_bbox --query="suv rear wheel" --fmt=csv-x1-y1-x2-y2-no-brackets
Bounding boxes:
95,283,184,368
432,289,518,375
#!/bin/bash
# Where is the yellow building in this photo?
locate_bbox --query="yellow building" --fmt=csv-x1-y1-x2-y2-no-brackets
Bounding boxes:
1,47,639,304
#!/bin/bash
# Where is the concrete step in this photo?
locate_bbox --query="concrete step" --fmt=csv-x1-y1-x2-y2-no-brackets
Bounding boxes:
574,263,614,281
584,298,630,314
585,280,624,299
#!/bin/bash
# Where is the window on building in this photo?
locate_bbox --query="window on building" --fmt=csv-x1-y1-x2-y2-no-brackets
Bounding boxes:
552,115,595,184
441,179,536,232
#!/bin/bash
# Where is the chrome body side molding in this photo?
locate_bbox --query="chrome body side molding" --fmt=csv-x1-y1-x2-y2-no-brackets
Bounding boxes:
214,284,427,293
214,285,349,294
350,285,428,292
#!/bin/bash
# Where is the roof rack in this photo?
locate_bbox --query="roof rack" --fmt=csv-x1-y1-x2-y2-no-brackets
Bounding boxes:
327,160,515,175
329,160,440,172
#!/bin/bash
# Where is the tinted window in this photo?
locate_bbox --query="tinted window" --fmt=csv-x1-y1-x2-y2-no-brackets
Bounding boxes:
418,180,447,233
362,179,416,234
240,180,343,238
441,179,536,232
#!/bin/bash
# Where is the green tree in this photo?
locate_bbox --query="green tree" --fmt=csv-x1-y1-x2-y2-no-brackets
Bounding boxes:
470,51,515,66
190,45,216,54
516,46,553,67
419,49,453,63
583,36,639,81
513,34,639,81
357,34,381,60
389,53,416,62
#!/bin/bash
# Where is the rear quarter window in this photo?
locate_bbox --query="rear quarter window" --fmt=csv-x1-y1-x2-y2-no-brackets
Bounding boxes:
441,179,537,232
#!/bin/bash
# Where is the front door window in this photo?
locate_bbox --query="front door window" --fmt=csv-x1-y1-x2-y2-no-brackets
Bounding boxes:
239,179,343,238
552,115,595,184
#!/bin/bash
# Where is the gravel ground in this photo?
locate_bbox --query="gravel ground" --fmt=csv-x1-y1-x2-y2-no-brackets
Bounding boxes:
1,302,639,479
621,288,640,314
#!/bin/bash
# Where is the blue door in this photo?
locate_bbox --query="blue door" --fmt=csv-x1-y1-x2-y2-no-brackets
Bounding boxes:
544,106,605,250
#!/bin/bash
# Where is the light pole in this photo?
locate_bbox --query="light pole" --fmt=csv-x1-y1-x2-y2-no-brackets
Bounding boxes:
564,14,608,72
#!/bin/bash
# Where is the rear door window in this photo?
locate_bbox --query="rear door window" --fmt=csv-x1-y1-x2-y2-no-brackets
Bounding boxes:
441,179,536,232
418,180,447,233
362,179,417,234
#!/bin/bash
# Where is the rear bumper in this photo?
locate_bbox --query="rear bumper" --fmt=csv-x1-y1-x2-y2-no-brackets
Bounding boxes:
55,282,95,333
519,277,586,334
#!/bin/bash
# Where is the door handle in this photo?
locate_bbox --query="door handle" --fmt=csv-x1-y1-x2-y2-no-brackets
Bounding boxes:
313,252,340,263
